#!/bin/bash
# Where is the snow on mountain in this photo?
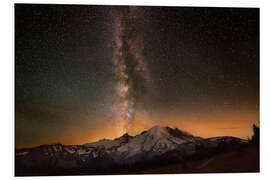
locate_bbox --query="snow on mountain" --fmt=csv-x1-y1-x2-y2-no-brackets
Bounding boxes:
82,125,204,164
116,126,197,158
16,125,248,172
84,133,132,149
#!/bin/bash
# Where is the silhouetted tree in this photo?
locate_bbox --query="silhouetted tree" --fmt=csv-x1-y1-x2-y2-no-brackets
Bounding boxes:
250,124,259,146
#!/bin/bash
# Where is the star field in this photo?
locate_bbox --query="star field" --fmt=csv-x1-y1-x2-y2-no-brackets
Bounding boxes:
15,4,259,148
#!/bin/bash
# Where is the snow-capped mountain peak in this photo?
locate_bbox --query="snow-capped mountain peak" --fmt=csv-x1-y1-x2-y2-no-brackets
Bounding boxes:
16,125,248,172
147,125,169,138
84,126,198,156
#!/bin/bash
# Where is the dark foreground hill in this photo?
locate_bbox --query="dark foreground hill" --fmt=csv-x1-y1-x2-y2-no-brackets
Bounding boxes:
15,126,258,176
116,146,259,174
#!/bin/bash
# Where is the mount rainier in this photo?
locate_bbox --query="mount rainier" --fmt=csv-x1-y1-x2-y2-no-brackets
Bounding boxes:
15,126,247,175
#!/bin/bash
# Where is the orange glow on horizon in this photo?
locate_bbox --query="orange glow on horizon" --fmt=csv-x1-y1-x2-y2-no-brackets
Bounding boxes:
17,109,259,149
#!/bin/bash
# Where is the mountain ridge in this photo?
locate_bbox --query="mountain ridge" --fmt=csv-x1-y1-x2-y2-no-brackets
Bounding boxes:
15,125,248,176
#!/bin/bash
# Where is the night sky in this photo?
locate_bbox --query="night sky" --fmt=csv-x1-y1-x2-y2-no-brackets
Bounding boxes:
15,4,259,148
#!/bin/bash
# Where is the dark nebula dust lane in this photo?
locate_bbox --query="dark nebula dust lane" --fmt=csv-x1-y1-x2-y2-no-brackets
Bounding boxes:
110,7,152,134
15,5,259,148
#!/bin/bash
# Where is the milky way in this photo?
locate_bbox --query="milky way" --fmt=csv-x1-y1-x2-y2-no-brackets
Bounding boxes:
111,7,151,134
15,5,259,147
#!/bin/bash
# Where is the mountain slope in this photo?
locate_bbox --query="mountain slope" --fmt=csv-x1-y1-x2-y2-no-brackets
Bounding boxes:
15,126,248,176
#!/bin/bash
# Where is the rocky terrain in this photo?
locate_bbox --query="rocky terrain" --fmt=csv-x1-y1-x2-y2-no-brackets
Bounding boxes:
15,126,250,176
